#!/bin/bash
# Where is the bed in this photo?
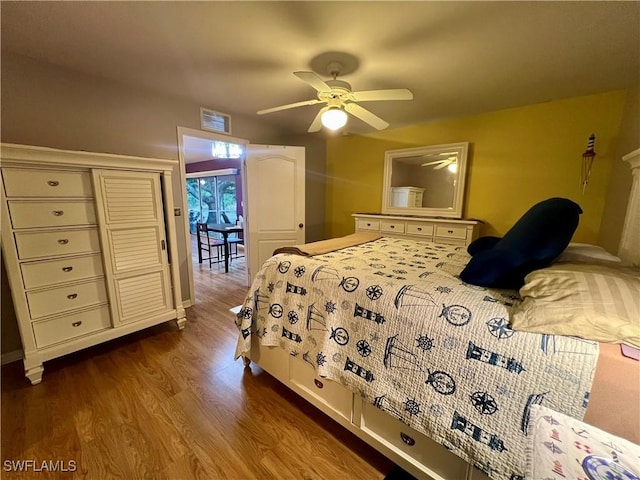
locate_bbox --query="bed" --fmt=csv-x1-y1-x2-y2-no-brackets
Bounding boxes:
235,149,640,480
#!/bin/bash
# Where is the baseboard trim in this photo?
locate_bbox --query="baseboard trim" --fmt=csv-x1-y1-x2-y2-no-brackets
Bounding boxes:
1,349,23,365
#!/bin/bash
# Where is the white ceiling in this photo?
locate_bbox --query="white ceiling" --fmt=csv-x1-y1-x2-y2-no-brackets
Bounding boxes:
1,2,639,137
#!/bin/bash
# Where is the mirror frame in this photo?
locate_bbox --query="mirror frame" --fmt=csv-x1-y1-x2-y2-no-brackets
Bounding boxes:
381,142,469,218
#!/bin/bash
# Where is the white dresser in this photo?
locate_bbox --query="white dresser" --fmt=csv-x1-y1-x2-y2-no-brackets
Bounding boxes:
353,213,482,247
1,144,186,385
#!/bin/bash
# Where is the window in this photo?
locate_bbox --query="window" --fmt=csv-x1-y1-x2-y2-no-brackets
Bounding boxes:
187,170,238,233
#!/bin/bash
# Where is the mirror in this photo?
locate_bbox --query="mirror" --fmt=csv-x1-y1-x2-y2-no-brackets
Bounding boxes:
381,142,469,218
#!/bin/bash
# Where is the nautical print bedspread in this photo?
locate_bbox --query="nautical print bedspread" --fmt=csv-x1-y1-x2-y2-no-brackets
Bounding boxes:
234,237,599,480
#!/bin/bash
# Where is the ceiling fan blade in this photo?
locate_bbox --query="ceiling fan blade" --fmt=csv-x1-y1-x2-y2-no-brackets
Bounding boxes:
308,106,329,133
344,103,389,130
257,99,322,115
422,151,458,157
294,71,332,92
351,89,413,102
421,160,447,167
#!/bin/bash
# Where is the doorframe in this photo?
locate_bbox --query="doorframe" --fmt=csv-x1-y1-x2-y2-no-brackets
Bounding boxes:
176,126,249,304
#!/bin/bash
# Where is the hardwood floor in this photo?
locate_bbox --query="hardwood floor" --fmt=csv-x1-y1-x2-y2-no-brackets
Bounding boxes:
1,251,393,479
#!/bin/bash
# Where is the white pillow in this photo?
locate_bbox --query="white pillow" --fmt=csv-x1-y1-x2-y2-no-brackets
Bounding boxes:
556,243,621,264
509,262,640,348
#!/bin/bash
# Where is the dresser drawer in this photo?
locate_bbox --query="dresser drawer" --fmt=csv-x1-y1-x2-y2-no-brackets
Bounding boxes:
406,222,434,237
21,254,104,289
357,219,380,231
2,168,92,198
361,402,468,480
381,221,406,234
15,228,101,260
290,358,353,421
32,305,111,348
435,225,468,240
8,200,96,229
26,278,108,319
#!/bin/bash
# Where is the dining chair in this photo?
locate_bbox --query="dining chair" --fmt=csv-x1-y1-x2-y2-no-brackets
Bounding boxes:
220,213,244,260
196,222,224,267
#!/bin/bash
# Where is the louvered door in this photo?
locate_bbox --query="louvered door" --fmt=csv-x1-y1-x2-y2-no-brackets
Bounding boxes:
92,170,173,324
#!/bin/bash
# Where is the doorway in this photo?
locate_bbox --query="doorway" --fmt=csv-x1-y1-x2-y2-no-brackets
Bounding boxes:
177,126,249,301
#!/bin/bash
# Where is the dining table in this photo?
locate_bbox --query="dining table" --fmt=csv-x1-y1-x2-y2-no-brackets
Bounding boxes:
205,223,244,273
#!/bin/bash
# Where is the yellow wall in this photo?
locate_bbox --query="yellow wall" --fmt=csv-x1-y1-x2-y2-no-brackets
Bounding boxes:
326,90,627,242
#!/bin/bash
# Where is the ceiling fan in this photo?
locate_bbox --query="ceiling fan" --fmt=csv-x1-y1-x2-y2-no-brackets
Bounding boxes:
421,152,459,170
257,60,413,133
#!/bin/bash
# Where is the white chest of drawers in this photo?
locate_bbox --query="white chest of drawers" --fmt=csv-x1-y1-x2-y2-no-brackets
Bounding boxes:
353,213,482,247
1,143,186,385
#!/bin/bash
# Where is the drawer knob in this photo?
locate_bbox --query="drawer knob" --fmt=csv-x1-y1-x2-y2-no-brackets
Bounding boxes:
366,223,371,227
390,225,395,229
400,432,415,446
62,266,73,272
71,321,82,327
52,210,64,216
58,239,69,245
47,180,60,187
67,293,78,300
313,379,324,389
417,227,422,231
448,230,453,234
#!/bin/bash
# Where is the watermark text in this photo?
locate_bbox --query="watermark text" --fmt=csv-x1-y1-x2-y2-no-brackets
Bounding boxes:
3,460,77,473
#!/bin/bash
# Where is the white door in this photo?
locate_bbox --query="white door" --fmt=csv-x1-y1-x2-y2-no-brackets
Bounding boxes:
245,144,305,284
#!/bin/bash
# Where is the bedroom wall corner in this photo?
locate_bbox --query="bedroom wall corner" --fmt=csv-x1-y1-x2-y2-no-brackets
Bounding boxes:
598,86,640,255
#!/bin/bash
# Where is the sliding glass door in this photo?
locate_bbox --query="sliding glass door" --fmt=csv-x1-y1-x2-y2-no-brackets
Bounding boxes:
187,173,238,233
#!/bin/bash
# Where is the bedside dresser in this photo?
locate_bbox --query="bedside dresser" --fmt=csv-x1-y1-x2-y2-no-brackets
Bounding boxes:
353,213,482,247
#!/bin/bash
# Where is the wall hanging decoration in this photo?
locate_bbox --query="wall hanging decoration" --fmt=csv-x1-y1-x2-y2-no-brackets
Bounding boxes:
581,133,596,193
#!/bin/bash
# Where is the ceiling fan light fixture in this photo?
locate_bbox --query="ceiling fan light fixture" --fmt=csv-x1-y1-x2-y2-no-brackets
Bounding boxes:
321,107,348,130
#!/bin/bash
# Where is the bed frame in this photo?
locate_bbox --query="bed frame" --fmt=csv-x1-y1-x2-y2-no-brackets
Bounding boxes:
243,149,640,480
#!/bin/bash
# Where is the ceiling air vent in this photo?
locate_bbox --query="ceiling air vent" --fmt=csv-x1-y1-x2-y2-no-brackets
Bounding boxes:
200,108,232,135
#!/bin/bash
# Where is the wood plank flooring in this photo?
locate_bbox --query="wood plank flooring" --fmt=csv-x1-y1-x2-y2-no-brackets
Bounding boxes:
1,249,393,479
